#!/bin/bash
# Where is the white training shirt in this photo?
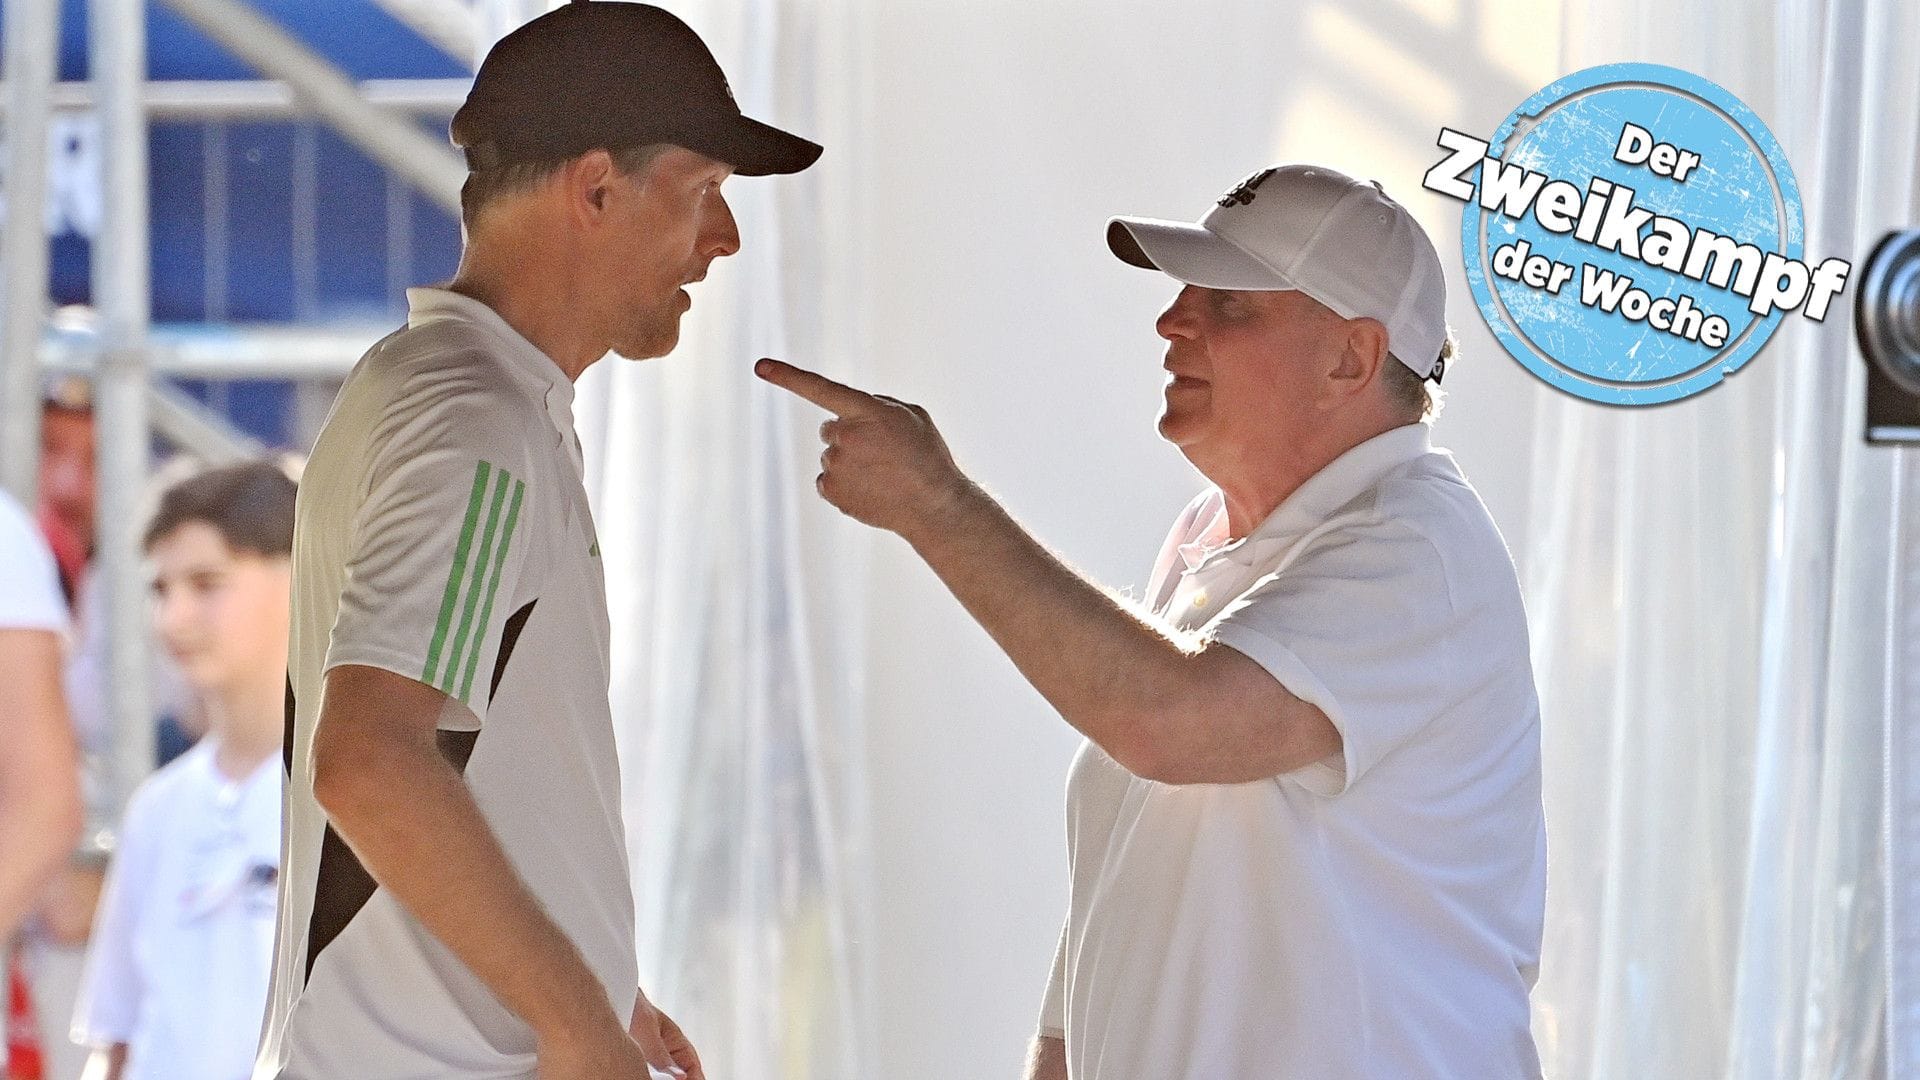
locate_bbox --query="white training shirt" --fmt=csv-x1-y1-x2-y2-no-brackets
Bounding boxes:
1039,423,1545,1080
256,288,635,1080
71,741,282,1080
0,489,66,633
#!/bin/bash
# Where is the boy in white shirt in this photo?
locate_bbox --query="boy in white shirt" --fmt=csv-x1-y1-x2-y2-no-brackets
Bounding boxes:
71,461,296,1080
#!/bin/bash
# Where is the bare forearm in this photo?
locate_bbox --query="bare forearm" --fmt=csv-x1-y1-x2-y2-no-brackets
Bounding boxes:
1025,1035,1067,1080
0,629,82,941
0,804,78,942
762,360,1335,784
80,1043,127,1080
906,483,1195,771
316,740,617,1042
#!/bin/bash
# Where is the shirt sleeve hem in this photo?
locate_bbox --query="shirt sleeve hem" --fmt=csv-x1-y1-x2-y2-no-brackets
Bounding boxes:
0,610,67,633
322,646,486,728
1208,622,1363,797
69,1021,135,1048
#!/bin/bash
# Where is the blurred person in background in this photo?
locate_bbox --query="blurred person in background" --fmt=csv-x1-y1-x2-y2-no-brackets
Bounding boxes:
4,377,98,1080
37,376,96,604
70,461,296,1080
39,378,198,783
0,488,83,1080
14,382,195,1080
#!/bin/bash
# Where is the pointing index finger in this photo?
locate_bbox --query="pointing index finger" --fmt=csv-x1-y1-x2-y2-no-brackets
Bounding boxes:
755,358,879,417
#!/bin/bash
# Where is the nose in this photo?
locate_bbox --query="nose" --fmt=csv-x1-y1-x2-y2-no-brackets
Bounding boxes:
702,189,742,259
1156,285,1203,341
152,585,190,644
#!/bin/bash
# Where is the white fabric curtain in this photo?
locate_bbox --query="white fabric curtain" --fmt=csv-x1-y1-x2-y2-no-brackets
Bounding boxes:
1527,0,1919,1075
572,1,876,1077
530,0,1920,1075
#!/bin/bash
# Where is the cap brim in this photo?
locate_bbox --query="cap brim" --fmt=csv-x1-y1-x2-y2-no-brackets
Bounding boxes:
1106,217,1295,290
681,113,822,177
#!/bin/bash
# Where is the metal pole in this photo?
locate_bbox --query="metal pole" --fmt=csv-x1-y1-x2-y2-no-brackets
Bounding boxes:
92,0,153,812
147,382,267,464
1,0,60,505
0,77,471,120
159,0,465,216
41,323,380,380
366,0,478,70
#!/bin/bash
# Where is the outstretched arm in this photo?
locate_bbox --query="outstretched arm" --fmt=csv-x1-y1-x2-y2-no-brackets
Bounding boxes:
757,359,1338,785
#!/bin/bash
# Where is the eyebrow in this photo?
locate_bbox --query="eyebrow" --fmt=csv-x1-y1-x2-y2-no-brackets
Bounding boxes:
157,562,230,578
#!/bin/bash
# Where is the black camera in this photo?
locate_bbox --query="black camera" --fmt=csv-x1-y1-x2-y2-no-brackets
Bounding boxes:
1860,229,1920,442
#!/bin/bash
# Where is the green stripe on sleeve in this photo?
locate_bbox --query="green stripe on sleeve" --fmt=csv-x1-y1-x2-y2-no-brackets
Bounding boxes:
424,460,492,685
441,466,513,693
458,476,526,703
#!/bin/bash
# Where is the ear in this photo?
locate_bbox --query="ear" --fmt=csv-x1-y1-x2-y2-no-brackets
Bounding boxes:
563,149,618,223
1323,317,1390,408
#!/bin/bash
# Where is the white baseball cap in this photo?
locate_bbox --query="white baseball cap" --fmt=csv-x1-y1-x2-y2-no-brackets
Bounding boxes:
1108,164,1450,381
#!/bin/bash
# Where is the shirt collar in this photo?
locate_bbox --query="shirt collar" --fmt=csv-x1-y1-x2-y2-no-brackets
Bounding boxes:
1180,423,1434,572
405,287,578,442
186,739,282,803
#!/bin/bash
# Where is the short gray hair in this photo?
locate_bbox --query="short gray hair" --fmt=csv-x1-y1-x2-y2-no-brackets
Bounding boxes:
458,142,670,229
1383,332,1454,422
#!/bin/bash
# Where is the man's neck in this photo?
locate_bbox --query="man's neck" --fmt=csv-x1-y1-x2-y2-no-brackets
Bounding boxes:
448,235,603,383
1203,416,1409,539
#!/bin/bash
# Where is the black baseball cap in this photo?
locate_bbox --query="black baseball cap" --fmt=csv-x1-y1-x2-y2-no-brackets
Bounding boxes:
451,1,822,176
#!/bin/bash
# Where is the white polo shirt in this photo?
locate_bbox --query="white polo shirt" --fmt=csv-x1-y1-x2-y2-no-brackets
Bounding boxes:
256,288,635,1080
70,741,282,1080
1039,423,1545,1080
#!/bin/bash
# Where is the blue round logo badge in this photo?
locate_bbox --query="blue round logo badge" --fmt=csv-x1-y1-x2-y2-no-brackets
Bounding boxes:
1456,63,1806,405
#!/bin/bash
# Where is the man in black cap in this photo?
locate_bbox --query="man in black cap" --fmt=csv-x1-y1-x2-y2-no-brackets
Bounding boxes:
256,5,819,1079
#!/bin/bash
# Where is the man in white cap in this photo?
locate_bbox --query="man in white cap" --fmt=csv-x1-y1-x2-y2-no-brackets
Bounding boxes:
758,164,1545,1078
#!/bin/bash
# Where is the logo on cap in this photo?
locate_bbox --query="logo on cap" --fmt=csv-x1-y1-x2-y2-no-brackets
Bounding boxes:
1217,168,1277,208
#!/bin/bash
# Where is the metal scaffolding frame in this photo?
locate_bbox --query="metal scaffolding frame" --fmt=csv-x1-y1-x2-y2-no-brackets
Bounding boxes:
147,380,267,463
92,0,156,810
160,0,465,216
0,0,480,815
367,0,480,69
1,0,58,505
0,77,470,119
39,322,387,381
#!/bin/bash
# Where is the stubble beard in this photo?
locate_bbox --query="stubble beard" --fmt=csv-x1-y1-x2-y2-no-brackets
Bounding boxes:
615,299,684,361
